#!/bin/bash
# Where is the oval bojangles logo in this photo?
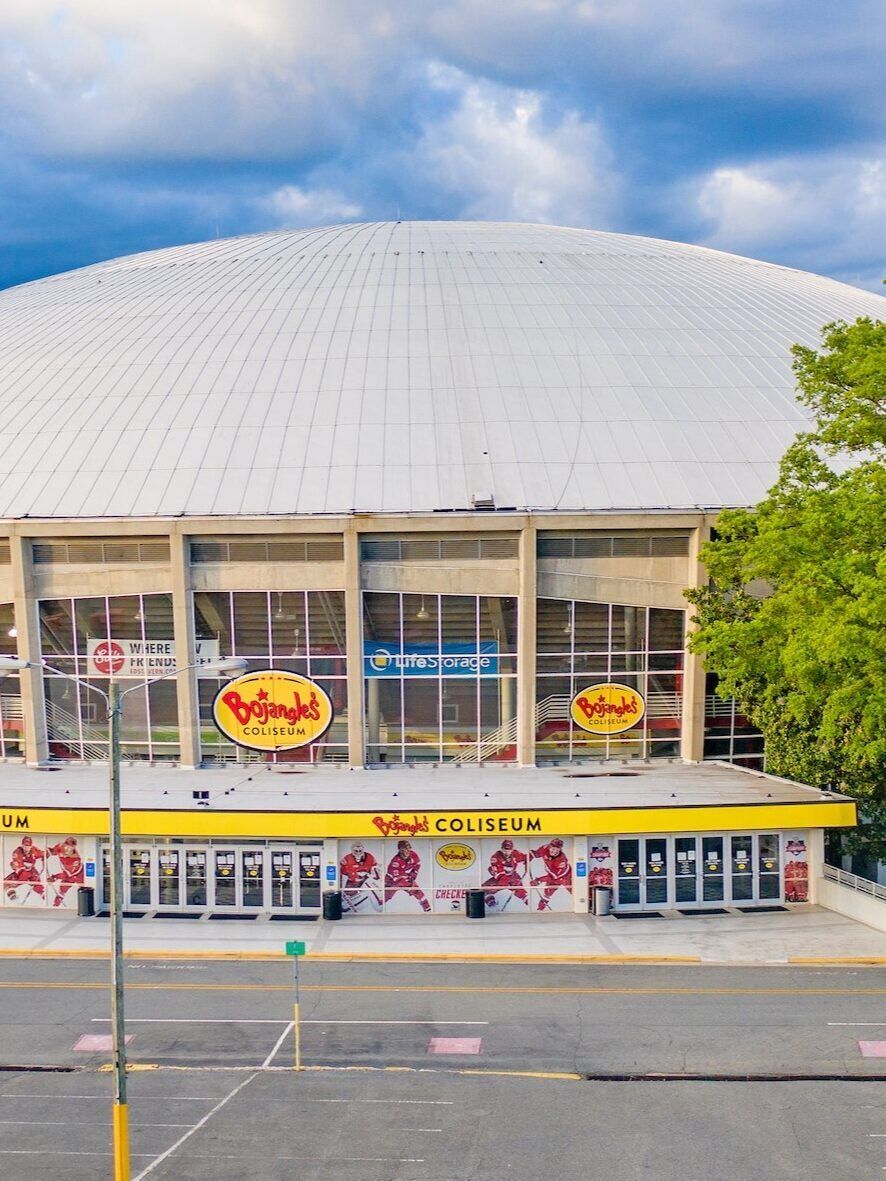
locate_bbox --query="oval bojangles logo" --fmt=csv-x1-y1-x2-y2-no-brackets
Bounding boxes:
212,669,333,752
569,682,646,736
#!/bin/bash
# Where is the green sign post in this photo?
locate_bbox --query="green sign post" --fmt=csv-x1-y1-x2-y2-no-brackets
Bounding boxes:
284,941,307,1070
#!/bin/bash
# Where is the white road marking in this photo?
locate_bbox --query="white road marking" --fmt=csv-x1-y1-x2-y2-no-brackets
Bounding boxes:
305,1020,488,1026
828,1023,886,1026
0,1151,154,1157
91,1018,488,1026
132,1071,259,1181
261,1020,295,1068
0,1094,227,1101
309,1098,453,1105
401,1127,443,1132
184,1155,425,1163
0,1120,190,1127
92,1018,288,1025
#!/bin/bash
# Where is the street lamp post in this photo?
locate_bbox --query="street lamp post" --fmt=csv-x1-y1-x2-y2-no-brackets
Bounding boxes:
0,654,248,1181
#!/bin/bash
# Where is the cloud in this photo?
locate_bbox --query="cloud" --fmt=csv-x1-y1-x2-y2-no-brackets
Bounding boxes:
694,152,886,290
411,66,618,227
0,1,882,291
261,185,362,227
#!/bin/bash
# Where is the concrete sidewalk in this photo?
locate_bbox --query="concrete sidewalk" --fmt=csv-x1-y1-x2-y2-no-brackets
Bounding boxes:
0,904,884,964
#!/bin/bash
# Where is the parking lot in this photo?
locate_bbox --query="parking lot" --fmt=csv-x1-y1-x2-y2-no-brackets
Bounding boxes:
0,958,884,1179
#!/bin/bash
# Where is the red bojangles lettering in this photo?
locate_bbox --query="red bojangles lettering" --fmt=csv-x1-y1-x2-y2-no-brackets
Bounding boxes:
574,692,639,721
221,688,322,728
371,814,430,838
438,848,473,864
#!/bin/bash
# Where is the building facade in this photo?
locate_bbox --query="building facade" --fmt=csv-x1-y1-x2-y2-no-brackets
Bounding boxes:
0,221,878,916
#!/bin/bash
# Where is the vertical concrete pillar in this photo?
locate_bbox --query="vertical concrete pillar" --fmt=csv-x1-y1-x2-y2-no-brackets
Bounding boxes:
170,530,201,769
516,520,537,767
807,828,824,905
680,519,711,763
343,526,365,768
10,532,49,765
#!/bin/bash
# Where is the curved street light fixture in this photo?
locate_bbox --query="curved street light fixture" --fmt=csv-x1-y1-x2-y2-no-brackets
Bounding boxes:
0,653,248,1180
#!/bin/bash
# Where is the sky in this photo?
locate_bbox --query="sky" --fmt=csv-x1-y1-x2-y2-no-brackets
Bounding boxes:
1,0,883,293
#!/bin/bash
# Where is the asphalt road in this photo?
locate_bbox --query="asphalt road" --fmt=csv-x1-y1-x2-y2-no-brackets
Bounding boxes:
0,959,884,1179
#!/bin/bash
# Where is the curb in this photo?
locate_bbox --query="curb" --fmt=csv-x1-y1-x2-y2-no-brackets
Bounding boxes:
787,956,886,965
0,949,700,964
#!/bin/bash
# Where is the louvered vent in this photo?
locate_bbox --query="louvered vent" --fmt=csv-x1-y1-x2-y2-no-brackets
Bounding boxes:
190,537,344,563
33,540,171,564
0,541,10,564
538,534,689,559
361,536,519,561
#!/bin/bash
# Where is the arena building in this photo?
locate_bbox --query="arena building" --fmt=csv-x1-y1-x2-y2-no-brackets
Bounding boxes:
0,221,877,918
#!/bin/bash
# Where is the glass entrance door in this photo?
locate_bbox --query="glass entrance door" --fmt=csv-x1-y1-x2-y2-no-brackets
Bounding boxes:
185,849,208,908
270,851,294,909
674,836,698,904
157,849,181,908
701,836,725,903
730,836,754,901
241,850,265,908
616,838,671,910
127,847,153,908
213,850,237,907
298,850,322,910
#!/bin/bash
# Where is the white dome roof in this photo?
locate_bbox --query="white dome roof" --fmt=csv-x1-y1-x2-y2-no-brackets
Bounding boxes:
0,221,881,519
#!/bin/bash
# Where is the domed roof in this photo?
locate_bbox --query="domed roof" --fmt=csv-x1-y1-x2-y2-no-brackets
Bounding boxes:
0,221,881,519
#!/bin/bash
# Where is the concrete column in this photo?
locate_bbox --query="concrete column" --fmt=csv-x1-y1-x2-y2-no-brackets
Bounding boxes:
10,533,49,765
343,526,365,768
807,828,824,905
170,530,201,769
516,521,537,766
680,520,711,763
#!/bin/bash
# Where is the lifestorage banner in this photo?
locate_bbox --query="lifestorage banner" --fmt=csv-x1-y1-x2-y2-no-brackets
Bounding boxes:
364,641,499,677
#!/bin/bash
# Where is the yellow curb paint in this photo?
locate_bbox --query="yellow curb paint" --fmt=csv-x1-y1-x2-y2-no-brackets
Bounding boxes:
0,948,699,964
788,957,886,965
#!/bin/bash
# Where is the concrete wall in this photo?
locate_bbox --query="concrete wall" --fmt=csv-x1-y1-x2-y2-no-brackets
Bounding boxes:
817,877,886,933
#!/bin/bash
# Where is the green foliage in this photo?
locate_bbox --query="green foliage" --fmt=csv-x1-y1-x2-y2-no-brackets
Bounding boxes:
686,317,886,855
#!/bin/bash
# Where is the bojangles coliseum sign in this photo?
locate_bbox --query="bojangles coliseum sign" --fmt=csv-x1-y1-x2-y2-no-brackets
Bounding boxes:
212,669,333,752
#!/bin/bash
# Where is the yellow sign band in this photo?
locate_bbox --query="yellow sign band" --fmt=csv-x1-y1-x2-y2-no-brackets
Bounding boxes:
0,801,856,839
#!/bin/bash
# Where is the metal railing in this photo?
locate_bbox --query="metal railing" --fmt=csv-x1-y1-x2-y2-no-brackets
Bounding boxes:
823,863,886,901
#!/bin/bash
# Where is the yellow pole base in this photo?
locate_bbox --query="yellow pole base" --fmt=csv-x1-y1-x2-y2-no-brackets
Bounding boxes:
113,1101,131,1181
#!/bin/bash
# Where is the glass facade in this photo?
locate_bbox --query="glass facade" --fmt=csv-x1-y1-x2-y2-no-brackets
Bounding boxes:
194,590,348,763
39,595,179,761
362,592,518,763
19,543,760,770
703,673,765,770
536,599,684,760
0,603,22,758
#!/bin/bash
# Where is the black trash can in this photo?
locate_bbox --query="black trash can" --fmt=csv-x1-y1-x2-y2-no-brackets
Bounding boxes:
465,889,486,919
322,890,343,921
77,886,95,917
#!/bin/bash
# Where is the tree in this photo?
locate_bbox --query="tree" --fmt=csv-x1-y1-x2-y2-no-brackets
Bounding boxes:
685,316,886,857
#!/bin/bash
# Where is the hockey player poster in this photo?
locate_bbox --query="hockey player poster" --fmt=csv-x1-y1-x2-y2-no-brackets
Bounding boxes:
339,839,385,914
529,838,573,911
3,834,46,907
3,834,86,909
481,838,530,912
384,839,433,913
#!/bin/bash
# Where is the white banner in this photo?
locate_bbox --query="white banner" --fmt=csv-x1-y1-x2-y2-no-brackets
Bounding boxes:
86,638,220,678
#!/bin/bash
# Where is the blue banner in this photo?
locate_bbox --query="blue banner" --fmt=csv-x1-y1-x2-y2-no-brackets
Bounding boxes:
364,641,499,678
